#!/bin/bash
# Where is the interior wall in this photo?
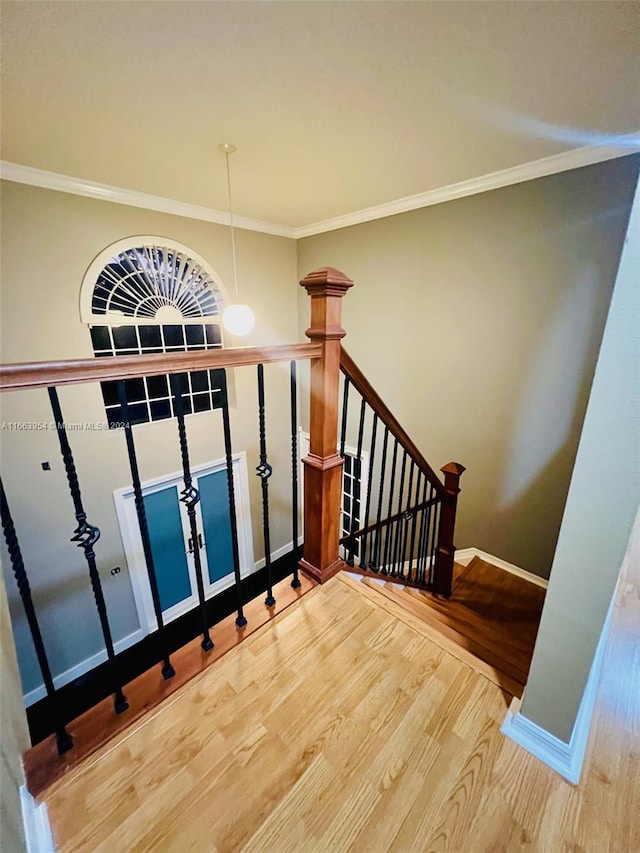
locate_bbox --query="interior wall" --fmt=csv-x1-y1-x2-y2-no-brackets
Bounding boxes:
521,174,640,743
0,181,299,696
297,155,639,578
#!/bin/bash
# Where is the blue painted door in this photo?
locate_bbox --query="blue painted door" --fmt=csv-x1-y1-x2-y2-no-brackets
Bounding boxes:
143,486,192,612
197,469,234,584
141,469,235,622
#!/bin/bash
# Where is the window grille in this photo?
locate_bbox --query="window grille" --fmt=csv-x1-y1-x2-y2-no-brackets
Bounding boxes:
81,239,227,426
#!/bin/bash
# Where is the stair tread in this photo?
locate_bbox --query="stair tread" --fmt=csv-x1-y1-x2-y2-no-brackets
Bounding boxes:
345,575,522,696
401,586,537,669
361,578,529,686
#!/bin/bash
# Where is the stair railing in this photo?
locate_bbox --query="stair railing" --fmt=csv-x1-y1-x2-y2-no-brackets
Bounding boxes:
1,341,317,757
338,348,464,595
297,267,464,597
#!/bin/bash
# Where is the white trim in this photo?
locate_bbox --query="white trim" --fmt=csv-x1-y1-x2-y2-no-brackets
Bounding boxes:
23,627,145,708
3,135,638,239
455,547,549,589
500,587,616,784
294,135,640,237
20,786,55,853
0,161,296,239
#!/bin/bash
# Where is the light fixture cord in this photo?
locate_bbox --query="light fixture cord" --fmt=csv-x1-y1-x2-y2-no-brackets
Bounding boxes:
225,150,240,301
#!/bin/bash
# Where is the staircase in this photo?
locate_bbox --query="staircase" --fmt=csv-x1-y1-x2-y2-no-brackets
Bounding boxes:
343,556,546,698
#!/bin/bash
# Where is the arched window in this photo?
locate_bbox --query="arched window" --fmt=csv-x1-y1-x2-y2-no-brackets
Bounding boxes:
81,237,228,426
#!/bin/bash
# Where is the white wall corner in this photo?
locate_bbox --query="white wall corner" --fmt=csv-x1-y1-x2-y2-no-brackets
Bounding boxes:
20,786,55,853
500,586,616,785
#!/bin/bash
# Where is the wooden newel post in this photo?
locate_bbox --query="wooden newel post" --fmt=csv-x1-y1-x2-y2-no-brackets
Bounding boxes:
299,267,354,584
435,462,466,597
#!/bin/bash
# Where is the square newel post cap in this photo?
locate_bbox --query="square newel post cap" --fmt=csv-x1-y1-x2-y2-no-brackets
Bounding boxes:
300,267,354,297
441,461,466,493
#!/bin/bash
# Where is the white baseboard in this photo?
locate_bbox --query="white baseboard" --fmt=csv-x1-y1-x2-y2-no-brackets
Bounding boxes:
20,786,55,853
500,586,616,784
455,547,549,589
253,536,303,571
23,628,146,708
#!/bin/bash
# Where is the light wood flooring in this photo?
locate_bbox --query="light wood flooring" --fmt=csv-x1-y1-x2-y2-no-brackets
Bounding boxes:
44,561,639,853
352,556,546,695
26,573,316,798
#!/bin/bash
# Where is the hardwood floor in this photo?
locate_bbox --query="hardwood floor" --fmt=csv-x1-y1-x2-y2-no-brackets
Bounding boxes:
44,564,639,853
25,573,316,798
355,557,546,695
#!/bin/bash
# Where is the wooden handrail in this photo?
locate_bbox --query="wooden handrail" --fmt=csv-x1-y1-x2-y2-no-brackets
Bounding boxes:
0,343,322,392
339,346,446,497
339,494,441,545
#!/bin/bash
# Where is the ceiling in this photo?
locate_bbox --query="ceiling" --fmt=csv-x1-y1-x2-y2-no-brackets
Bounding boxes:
1,1,638,231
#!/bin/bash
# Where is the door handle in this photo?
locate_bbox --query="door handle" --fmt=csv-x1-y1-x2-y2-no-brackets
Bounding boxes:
187,533,204,554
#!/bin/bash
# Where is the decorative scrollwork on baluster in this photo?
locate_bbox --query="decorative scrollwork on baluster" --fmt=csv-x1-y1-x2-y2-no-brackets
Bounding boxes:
71,518,101,553
170,372,213,651
47,386,129,715
257,364,276,607
256,461,273,481
179,483,201,508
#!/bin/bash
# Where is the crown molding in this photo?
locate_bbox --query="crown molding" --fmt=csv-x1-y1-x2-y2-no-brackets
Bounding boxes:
2,133,638,240
294,133,640,238
0,161,297,239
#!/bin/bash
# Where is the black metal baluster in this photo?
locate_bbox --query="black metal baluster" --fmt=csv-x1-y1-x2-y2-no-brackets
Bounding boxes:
401,461,416,581
48,387,128,714
370,426,389,571
382,440,399,574
117,381,175,679
220,370,247,628
414,477,428,584
391,450,408,576
256,364,276,607
421,484,435,585
346,397,366,566
169,373,213,652
408,470,423,583
0,479,73,754
290,360,301,589
430,497,442,589
416,481,431,584
360,412,378,568
339,376,350,459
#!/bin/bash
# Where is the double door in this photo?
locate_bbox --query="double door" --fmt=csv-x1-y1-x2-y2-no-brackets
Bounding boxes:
115,455,254,633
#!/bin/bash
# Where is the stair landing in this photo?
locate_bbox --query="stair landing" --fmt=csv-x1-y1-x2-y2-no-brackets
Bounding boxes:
347,556,546,697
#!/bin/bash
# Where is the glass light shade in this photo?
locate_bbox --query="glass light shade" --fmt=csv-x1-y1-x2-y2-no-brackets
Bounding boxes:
222,303,255,336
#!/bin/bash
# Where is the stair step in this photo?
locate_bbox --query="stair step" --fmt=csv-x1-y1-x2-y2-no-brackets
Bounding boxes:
402,586,535,673
344,575,522,696
360,578,529,687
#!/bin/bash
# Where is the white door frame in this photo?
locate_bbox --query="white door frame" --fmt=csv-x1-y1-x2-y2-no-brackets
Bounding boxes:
113,452,255,633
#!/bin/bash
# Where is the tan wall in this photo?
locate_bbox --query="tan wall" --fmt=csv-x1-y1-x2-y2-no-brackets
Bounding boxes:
0,181,299,694
521,175,640,742
297,155,639,578
0,568,29,853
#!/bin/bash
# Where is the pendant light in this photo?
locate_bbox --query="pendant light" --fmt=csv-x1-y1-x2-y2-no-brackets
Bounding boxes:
218,143,255,337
